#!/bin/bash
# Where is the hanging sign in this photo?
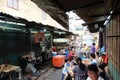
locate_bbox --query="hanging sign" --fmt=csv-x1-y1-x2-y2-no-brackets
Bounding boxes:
34,32,44,43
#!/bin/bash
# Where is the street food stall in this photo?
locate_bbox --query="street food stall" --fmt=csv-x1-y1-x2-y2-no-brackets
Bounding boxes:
0,64,22,80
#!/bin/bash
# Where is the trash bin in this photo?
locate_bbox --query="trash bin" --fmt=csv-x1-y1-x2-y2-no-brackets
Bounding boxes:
52,55,65,67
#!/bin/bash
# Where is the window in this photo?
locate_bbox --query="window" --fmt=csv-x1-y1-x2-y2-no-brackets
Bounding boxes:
7,0,19,10
75,27,84,31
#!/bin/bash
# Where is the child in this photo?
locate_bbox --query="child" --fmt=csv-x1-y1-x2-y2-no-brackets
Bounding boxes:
62,59,72,80
83,53,88,59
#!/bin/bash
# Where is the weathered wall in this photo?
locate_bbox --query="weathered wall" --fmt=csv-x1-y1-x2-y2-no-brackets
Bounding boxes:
0,0,66,30
106,15,120,80
0,21,31,64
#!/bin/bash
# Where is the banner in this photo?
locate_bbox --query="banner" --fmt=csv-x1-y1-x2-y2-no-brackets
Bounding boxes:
34,32,44,43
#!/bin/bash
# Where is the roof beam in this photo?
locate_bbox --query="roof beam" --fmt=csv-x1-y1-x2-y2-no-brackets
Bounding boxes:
89,14,104,17
70,0,104,11
52,0,104,12
51,0,67,12
81,14,105,19
82,20,104,26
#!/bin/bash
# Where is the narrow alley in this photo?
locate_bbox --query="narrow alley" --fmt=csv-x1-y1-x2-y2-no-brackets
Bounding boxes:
0,0,120,80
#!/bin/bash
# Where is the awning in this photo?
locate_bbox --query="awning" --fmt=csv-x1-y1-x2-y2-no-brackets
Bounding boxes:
0,12,71,34
31,0,69,30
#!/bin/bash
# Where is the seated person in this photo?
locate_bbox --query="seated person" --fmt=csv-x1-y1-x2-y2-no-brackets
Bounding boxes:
83,53,88,59
25,63,40,77
83,53,97,66
23,71,32,80
57,48,64,55
25,56,40,78
0,64,5,73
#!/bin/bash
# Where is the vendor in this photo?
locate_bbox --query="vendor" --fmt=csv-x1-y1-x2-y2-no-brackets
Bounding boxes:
52,45,57,52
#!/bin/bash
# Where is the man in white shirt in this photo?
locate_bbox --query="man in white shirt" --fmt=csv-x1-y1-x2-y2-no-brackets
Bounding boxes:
87,76,104,80
87,64,104,80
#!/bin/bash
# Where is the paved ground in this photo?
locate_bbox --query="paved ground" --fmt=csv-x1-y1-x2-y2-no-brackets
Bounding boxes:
30,59,63,80
38,67,62,80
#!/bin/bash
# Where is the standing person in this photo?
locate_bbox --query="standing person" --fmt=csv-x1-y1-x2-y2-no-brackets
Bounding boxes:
100,46,105,54
90,43,96,54
89,53,98,65
52,45,57,56
87,64,104,80
52,45,57,52
98,64,107,80
83,44,88,53
71,56,77,68
95,52,102,65
80,44,88,59
72,57,88,80
62,59,72,80
64,47,69,59
68,48,74,60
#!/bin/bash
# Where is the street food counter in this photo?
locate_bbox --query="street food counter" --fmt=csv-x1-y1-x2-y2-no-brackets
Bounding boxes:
0,64,22,80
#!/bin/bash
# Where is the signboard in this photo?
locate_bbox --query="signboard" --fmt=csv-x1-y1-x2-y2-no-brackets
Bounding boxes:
34,32,44,43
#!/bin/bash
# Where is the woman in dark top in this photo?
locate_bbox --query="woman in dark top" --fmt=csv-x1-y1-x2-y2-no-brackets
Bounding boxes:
72,57,88,80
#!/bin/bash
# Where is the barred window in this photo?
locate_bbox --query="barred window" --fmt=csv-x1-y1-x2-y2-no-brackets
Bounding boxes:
7,0,19,10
